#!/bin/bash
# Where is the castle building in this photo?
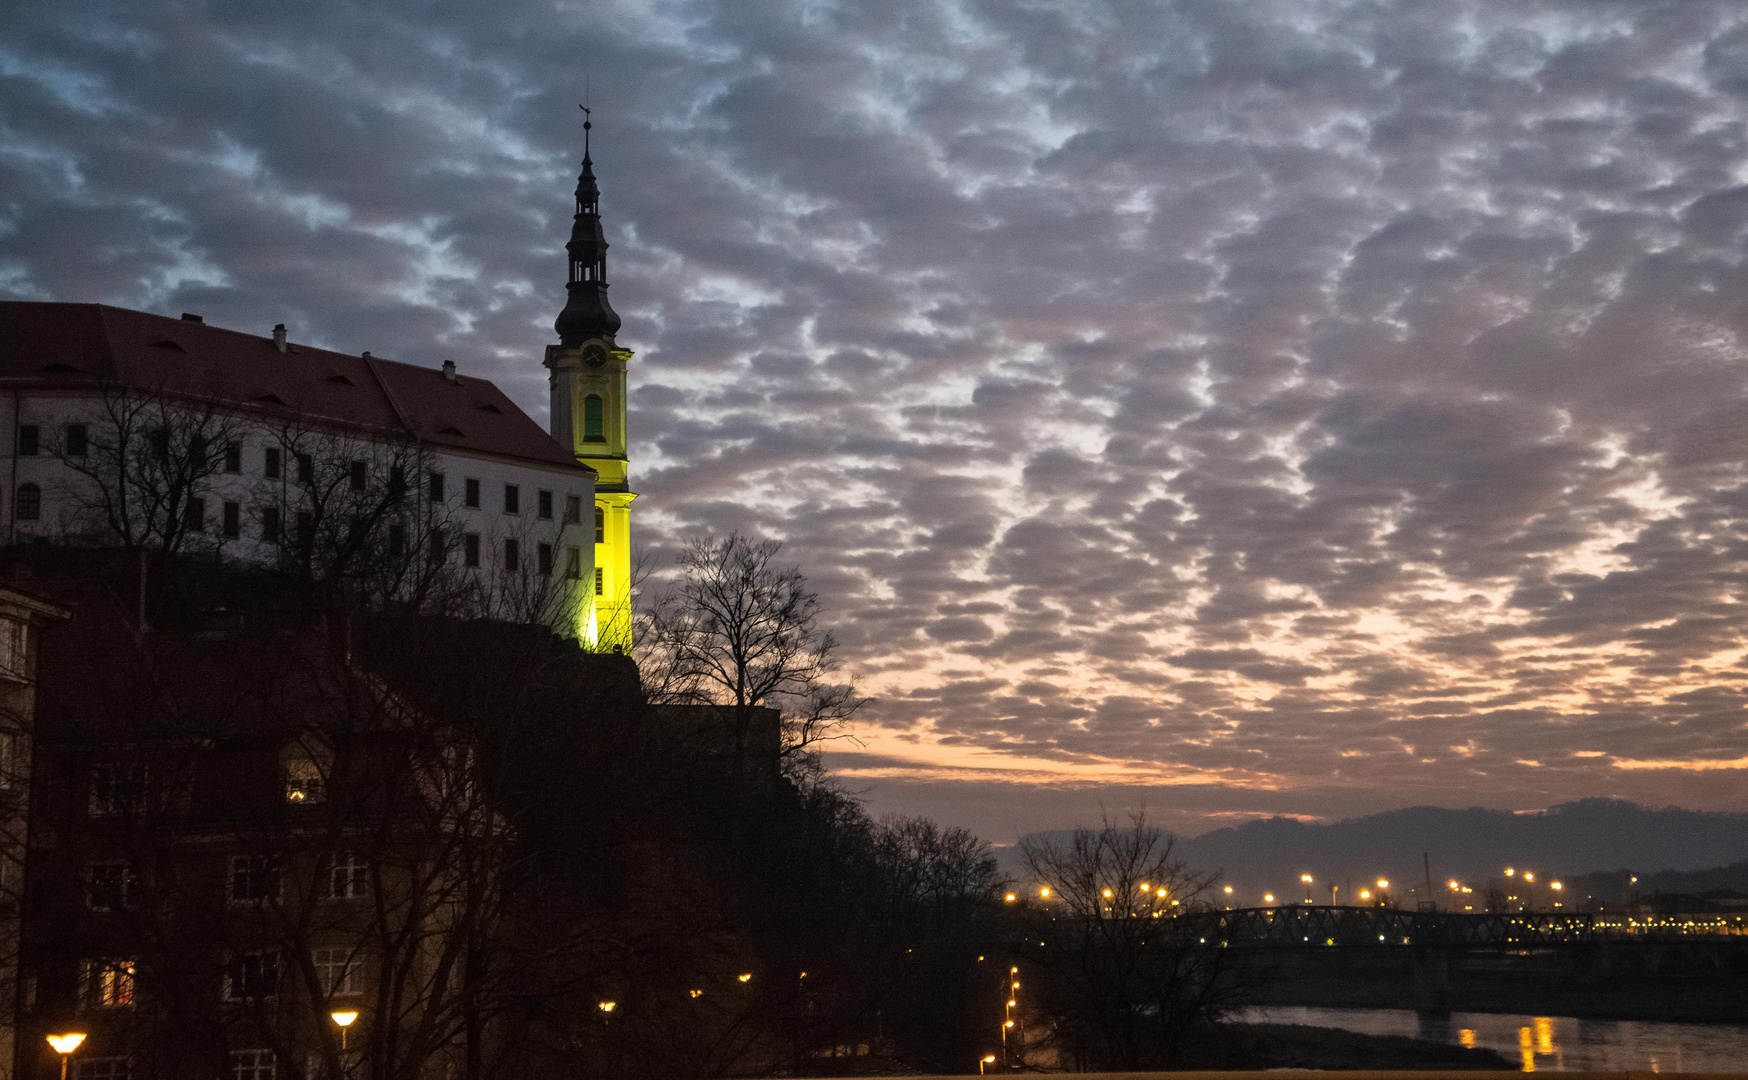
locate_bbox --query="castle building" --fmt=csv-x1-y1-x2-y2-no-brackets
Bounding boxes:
0,133,650,643
547,117,636,650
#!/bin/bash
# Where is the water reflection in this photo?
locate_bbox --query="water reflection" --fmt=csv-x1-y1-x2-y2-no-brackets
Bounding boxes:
1237,1005,1748,1072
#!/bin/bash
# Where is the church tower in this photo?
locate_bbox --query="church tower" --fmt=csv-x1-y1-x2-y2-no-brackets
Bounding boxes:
547,113,635,649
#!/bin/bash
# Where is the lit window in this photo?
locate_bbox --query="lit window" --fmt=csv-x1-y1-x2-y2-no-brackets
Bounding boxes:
595,567,604,596
583,395,605,442
79,958,136,1008
284,754,325,804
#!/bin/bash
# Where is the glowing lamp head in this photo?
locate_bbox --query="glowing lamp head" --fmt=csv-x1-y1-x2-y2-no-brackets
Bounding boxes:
1377,879,1389,889
1102,888,1112,898
1360,890,1372,900
1264,893,1275,903
1005,892,1016,903
1039,886,1051,898
737,973,752,983
1551,881,1563,890
689,989,703,998
47,1034,86,1054
983,1056,997,1064
1223,885,1233,894
1005,1019,1015,1028
1524,872,1535,882
598,1001,616,1013
1301,874,1313,883
1505,867,1515,876
330,1010,359,1028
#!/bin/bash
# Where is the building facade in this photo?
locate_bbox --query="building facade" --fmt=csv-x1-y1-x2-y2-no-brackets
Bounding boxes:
0,303,597,638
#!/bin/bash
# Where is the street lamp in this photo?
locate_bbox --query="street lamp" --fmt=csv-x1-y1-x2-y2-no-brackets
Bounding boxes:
330,1010,359,1052
980,1054,998,1074
1301,874,1314,902
47,1034,86,1080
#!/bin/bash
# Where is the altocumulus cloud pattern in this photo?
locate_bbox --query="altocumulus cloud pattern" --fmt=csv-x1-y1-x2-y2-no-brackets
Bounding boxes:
6,0,1748,833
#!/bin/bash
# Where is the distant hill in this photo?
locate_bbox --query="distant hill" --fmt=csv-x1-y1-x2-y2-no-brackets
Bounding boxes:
1002,800,1748,901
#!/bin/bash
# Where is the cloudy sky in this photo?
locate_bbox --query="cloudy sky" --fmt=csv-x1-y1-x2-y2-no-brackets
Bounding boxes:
7,0,1748,841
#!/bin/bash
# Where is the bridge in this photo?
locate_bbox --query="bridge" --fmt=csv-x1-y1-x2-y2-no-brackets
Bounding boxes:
1181,905,1594,950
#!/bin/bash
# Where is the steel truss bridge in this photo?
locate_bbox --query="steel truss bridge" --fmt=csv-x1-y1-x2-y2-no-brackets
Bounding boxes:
1176,905,1594,950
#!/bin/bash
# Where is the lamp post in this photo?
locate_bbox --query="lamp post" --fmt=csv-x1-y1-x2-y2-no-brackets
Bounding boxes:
980,1054,997,1074
46,1034,86,1080
330,1010,359,1052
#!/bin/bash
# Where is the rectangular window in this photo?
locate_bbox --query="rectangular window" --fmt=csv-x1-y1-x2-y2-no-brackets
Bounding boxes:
464,478,480,509
284,756,324,804
537,542,553,577
18,424,38,457
183,497,205,532
312,948,357,995
89,764,149,817
428,471,445,502
595,505,605,544
388,465,406,500
229,855,282,904
537,489,553,520
387,522,406,558
564,495,582,525
296,511,314,555
564,547,580,580
229,1050,275,1080
74,1057,129,1080
262,505,281,545
265,447,281,479
0,730,20,788
226,952,279,1000
296,452,314,484
503,484,519,514
88,862,138,910
463,532,480,569
224,442,241,473
65,423,88,457
428,529,445,565
504,538,519,573
222,501,240,539
324,853,370,900
595,566,604,596
79,958,136,1009
349,461,366,492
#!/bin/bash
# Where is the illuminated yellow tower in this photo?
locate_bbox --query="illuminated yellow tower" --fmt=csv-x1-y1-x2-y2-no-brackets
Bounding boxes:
547,111,634,649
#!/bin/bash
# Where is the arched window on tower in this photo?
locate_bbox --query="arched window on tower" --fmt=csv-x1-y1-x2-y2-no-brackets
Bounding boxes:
583,394,605,443
15,483,39,522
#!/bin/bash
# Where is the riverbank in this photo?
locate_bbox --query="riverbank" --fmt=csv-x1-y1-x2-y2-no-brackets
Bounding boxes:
1177,1023,1514,1070
1249,970,1748,1023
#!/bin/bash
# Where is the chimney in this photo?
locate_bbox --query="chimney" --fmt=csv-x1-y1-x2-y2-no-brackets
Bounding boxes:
442,359,457,384
180,312,203,323
272,324,287,352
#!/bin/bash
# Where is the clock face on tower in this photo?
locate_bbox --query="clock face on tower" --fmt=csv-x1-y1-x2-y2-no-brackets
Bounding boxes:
582,344,609,369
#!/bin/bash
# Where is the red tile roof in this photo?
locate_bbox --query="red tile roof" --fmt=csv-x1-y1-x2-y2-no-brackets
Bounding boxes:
0,302,590,474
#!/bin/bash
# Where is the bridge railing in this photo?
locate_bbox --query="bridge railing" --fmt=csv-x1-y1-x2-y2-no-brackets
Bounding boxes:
1170,905,1594,949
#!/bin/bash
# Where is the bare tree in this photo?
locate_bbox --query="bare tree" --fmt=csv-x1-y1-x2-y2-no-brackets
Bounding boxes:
638,535,868,769
48,383,249,556
1015,809,1243,1070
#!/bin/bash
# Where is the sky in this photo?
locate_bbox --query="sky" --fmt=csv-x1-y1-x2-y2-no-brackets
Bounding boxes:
6,0,1748,843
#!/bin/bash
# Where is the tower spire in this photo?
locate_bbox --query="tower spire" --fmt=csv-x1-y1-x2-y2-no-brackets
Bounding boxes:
554,105,620,346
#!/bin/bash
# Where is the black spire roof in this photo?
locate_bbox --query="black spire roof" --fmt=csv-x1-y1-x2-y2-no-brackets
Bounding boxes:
554,110,621,346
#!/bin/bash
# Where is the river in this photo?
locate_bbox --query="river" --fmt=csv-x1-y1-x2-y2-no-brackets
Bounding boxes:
1237,1005,1748,1072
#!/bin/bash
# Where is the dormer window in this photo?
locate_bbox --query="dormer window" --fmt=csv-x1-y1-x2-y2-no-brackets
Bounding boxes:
283,743,330,805
583,395,605,442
